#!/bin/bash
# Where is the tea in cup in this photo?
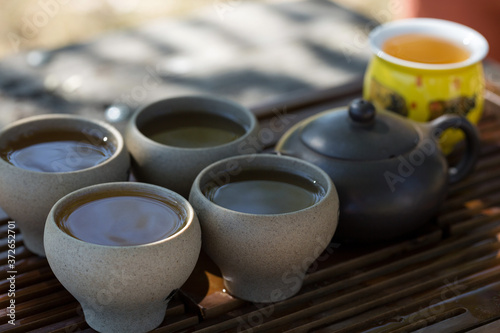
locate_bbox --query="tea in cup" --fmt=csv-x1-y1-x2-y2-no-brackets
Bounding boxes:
126,95,261,198
0,114,130,256
44,182,201,333
189,154,339,303
363,18,488,152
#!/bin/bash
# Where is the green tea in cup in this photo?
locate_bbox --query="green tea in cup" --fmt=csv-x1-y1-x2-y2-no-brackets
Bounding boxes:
0,129,115,172
140,111,247,148
57,189,187,246
189,154,338,303
203,169,325,214
0,114,130,256
126,95,261,198
382,33,470,64
44,182,201,333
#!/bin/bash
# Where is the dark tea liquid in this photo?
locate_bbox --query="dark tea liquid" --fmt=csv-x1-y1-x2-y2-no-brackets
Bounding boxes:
140,112,247,148
203,170,325,214
0,130,114,172
382,33,470,64
57,190,187,246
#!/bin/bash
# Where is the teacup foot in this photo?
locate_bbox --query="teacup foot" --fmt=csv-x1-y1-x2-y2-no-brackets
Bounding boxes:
82,303,166,333
22,229,45,257
223,273,304,303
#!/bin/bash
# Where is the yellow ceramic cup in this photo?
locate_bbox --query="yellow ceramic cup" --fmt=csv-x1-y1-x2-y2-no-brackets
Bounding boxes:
363,18,488,153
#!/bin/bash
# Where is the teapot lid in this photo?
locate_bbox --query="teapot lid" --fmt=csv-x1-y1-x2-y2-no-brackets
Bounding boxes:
300,99,419,160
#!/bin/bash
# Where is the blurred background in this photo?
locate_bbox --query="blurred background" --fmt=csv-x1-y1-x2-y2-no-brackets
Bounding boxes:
0,0,498,130
0,0,394,59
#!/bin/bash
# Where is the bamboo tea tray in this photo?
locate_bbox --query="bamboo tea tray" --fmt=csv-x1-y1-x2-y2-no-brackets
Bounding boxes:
2,82,500,332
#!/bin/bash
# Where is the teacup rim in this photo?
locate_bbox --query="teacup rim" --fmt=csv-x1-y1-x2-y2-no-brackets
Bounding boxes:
369,17,489,70
190,153,335,217
47,181,197,249
129,94,259,151
0,114,126,175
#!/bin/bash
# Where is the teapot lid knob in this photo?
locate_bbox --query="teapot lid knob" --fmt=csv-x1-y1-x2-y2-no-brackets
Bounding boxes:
295,97,419,161
348,98,376,123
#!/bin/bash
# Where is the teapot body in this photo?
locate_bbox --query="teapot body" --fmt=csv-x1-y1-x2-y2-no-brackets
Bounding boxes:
276,111,449,242
299,147,447,242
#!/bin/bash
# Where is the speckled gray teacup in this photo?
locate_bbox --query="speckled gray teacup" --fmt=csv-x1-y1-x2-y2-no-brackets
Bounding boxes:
0,114,130,256
189,154,339,303
44,182,202,333
125,95,261,198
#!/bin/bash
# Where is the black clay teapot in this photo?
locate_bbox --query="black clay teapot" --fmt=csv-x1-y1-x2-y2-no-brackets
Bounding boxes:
276,99,480,242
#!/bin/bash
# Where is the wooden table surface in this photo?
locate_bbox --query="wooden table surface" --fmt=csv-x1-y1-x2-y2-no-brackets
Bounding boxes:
2,0,500,332
0,0,372,131
1,82,500,333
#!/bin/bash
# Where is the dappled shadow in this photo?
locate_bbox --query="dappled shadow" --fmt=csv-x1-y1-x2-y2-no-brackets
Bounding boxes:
186,17,256,49
158,68,314,97
0,65,87,116
302,39,368,74
268,0,375,26
0,0,374,127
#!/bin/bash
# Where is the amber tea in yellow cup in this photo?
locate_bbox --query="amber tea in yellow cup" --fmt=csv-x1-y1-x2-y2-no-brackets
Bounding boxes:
363,18,488,153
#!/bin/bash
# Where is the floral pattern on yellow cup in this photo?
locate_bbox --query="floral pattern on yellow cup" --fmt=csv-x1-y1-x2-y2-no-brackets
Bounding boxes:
363,18,489,153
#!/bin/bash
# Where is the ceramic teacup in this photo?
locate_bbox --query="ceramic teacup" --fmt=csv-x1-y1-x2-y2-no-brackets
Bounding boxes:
0,114,130,256
189,154,339,303
125,95,261,198
44,182,202,333
363,18,488,153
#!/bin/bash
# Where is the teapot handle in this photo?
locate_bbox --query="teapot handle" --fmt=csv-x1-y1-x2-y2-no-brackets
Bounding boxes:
430,115,480,184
